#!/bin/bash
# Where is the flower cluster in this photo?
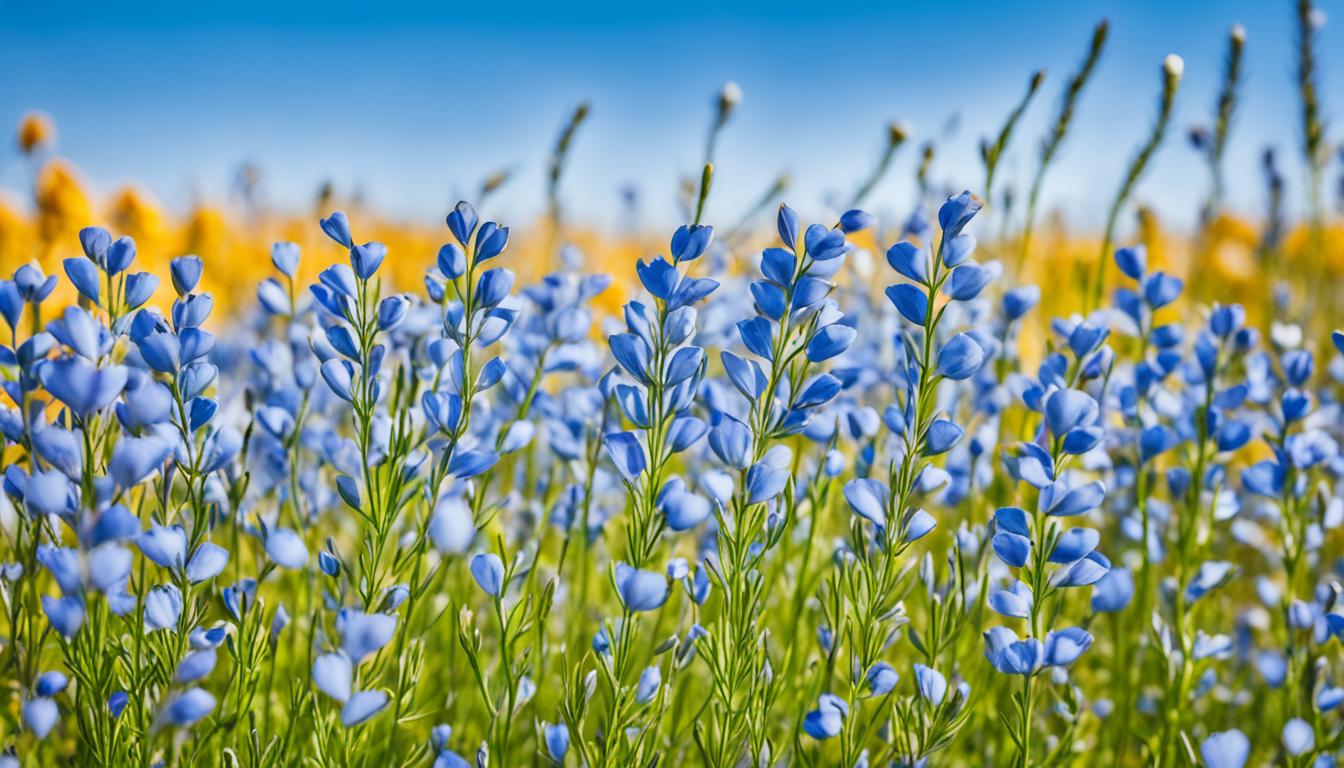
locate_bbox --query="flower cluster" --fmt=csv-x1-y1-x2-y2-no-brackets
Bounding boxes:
3,72,1344,768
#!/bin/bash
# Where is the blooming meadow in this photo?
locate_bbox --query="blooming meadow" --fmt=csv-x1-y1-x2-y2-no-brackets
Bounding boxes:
5,7,1344,768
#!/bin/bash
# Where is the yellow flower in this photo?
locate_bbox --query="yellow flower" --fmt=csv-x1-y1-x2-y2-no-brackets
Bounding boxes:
16,111,55,155
34,159,91,256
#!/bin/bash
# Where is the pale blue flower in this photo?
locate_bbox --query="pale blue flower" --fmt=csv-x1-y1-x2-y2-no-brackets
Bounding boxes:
1199,729,1249,768
157,688,215,728
614,563,668,612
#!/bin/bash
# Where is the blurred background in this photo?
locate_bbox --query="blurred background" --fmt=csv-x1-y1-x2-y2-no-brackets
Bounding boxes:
3,0,1340,228
1,0,1342,322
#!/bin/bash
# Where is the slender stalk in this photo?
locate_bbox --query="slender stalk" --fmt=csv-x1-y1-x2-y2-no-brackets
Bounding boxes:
1016,20,1108,277
1087,54,1182,312
982,70,1045,211
851,122,909,209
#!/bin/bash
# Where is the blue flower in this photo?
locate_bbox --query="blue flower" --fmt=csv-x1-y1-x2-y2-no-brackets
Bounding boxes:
1044,389,1098,438
438,243,467,280
1039,479,1106,517
722,352,767,400
476,268,514,308
123,272,158,309
776,204,801,250
1185,561,1234,602
169,255,203,295
635,666,661,704
78,226,111,265
543,722,570,762
806,324,856,362
108,691,128,718
35,671,68,697
1114,245,1146,280
23,697,59,739
670,224,713,263
1282,718,1313,757
1279,349,1311,384
1242,458,1285,497
1199,729,1249,768
1141,271,1182,308
658,478,711,531
138,525,188,570
803,223,848,261
983,627,1044,676
1139,424,1178,463
62,259,99,305
791,276,831,311
38,546,81,594
271,241,300,276
760,248,797,288
86,545,132,594
945,263,995,301
1042,627,1093,666
844,478,889,530
23,470,74,517
1051,551,1110,588
1003,285,1041,320
924,419,964,455
377,295,411,331
708,415,752,470
42,595,84,638
610,333,652,383
614,563,668,612
446,201,478,246
886,283,928,325
802,693,848,740
265,529,308,569
106,236,137,275
1209,303,1245,337
865,662,899,696
342,690,389,727
943,233,976,267
473,220,510,261
795,374,841,409
38,357,127,418
174,648,217,684
1049,527,1099,564
914,663,947,705
429,495,477,555
222,579,257,620
937,191,982,242
136,332,181,373
839,209,875,233
116,377,173,431
470,553,505,597
737,316,774,360
157,688,216,728
338,609,397,663
989,581,1033,618
936,334,985,380
0,281,21,329
144,584,183,631
745,459,789,504
448,451,502,481
186,543,229,583
604,432,647,483
109,436,173,490
636,257,679,300
313,652,354,702
990,507,1031,568
320,211,353,248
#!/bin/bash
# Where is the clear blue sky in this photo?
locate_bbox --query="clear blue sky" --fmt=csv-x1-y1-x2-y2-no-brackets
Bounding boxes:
2,0,1340,234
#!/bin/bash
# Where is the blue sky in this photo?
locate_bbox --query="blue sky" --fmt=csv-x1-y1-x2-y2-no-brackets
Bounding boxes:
2,1,1340,234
